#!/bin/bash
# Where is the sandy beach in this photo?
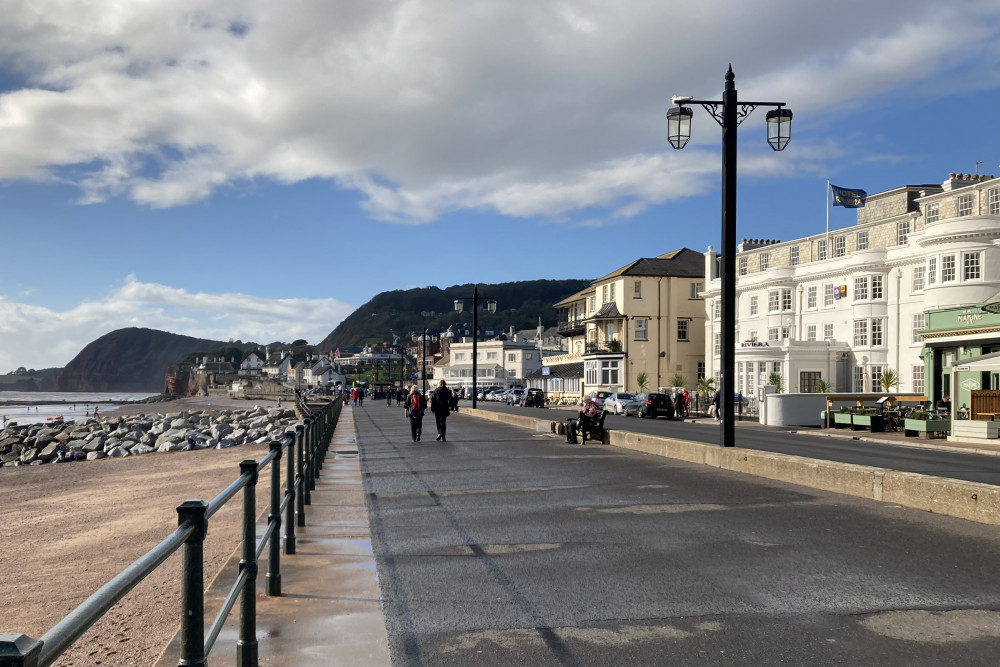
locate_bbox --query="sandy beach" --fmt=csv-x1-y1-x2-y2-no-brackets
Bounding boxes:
0,396,288,667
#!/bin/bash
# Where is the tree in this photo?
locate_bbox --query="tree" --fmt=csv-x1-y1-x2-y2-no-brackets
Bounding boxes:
636,372,649,393
878,368,900,393
696,376,715,399
815,378,829,393
767,372,783,394
671,373,687,389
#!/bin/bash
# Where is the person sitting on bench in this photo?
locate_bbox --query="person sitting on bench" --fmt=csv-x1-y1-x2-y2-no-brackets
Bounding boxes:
566,397,600,444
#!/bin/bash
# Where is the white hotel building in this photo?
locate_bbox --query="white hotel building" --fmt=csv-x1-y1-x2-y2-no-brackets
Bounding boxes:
702,173,1000,402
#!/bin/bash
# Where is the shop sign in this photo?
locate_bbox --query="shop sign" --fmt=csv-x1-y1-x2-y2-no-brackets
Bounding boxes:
956,309,985,325
833,284,847,300
960,378,981,391
740,341,770,348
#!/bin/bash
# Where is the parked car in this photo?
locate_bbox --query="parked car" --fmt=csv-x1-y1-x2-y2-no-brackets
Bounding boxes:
636,392,674,419
519,388,546,407
604,392,641,415
586,390,613,410
506,388,526,405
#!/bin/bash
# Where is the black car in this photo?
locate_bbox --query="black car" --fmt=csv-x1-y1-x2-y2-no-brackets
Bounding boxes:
520,388,546,407
637,392,674,419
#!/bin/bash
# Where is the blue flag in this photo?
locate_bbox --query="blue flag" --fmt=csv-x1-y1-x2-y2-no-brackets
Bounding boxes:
831,184,867,208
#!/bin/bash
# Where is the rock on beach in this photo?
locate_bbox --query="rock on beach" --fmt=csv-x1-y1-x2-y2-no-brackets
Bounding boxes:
0,402,298,468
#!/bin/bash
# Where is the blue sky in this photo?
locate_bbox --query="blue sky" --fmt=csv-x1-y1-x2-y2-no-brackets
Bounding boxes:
0,0,997,372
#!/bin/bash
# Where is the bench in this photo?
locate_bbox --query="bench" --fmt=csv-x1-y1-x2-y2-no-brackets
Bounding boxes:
580,411,608,444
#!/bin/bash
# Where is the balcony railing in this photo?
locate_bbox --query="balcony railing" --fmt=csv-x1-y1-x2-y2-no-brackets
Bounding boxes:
557,320,586,336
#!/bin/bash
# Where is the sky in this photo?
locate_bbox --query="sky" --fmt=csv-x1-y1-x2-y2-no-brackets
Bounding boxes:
0,0,998,373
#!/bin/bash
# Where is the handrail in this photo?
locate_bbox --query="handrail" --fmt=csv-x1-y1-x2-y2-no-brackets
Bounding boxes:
0,399,342,667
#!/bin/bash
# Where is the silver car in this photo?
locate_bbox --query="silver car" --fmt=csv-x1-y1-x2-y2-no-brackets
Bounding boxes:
604,392,641,415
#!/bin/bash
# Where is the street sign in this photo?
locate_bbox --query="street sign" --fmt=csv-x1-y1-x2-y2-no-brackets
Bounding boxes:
981,302,1000,314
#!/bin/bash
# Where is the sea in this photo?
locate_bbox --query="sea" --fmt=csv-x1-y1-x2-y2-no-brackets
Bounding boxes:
0,391,160,426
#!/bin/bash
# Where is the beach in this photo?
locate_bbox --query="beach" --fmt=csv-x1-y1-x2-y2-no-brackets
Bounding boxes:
0,395,285,667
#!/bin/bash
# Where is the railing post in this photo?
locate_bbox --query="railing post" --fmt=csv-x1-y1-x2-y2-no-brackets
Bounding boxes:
0,634,42,667
284,433,296,555
236,460,259,667
265,441,282,596
296,423,308,523
308,416,317,489
176,500,208,667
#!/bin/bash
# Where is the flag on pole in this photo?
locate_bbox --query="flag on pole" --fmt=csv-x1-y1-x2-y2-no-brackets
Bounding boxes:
830,184,867,208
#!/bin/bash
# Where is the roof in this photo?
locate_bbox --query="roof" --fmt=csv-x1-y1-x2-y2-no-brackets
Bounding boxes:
553,286,597,308
525,361,584,380
954,350,1000,372
593,247,705,282
589,302,622,319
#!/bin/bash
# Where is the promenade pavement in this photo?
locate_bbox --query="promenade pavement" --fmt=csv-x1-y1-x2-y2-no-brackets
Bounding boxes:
168,400,997,666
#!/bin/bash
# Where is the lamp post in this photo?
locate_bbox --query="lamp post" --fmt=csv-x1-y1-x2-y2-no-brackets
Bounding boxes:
667,65,792,448
454,285,497,409
421,329,428,396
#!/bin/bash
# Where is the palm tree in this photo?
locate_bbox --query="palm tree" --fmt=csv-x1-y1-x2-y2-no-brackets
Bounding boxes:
878,368,900,393
815,378,829,393
696,376,715,399
671,373,687,389
636,372,649,393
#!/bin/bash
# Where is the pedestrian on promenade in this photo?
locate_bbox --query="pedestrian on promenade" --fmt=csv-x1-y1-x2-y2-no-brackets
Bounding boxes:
407,386,425,442
682,389,689,417
387,388,393,406
431,380,454,441
565,396,599,444
358,387,365,406
351,387,359,405
711,390,721,421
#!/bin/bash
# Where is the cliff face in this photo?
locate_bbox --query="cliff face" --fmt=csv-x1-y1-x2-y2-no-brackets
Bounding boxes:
55,328,250,393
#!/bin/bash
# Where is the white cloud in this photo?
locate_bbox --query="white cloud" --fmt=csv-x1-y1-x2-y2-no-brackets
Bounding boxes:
0,276,354,372
0,0,996,222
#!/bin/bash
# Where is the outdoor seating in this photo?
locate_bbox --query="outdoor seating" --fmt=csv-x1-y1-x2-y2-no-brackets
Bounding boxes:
580,411,608,444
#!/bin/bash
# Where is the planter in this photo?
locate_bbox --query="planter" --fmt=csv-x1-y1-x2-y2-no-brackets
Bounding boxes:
904,418,950,439
851,413,884,432
950,419,1000,440
832,412,853,429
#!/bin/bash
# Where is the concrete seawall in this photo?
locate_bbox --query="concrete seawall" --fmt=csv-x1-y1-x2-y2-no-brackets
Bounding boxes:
462,408,1000,525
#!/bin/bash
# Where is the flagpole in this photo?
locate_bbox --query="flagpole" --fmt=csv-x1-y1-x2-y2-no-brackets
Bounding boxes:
825,180,830,258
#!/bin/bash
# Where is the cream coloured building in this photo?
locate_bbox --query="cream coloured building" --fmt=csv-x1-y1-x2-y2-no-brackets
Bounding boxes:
702,172,1000,403
547,248,706,397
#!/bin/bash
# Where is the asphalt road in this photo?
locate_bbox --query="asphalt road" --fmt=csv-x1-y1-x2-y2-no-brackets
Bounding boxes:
475,402,1000,486
355,403,1000,667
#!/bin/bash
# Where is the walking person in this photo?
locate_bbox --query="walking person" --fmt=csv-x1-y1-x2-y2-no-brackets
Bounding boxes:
431,380,454,441
358,387,365,406
407,386,425,442
387,388,393,406
712,389,721,421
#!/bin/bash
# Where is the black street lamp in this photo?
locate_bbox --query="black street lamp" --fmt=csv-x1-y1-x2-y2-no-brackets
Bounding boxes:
421,329,428,396
667,65,792,448
454,285,497,409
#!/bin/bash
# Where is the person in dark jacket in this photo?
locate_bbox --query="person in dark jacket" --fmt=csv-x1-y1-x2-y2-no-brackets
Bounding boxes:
407,386,425,441
431,380,454,441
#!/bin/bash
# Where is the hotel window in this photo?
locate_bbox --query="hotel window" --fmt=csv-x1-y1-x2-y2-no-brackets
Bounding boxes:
610,283,616,300
956,193,973,217
790,246,800,265
750,295,759,316
748,330,758,342
870,365,884,391
963,252,981,280
927,257,937,285
853,366,865,392
634,280,642,298
807,324,817,341
697,361,705,380
834,235,846,257
941,254,956,282
817,239,828,260
896,221,911,245
585,360,598,385
634,318,648,340
925,202,939,223
454,352,466,361
824,283,834,307
768,290,780,312
602,285,608,303
912,266,925,292
871,275,883,300
870,319,883,347
714,333,721,356
486,351,498,360
677,320,689,341
853,319,868,346
600,359,619,385
713,299,721,319
857,230,869,250
739,256,748,275
508,353,517,362
690,282,703,298
824,323,834,341
760,253,770,270
807,286,817,309
853,277,869,301
989,188,1000,215
781,327,790,340
768,327,779,341
781,288,792,311
912,365,925,394
912,313,925,344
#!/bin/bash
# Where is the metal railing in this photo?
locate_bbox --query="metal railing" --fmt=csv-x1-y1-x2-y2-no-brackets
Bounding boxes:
0,400,341,667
